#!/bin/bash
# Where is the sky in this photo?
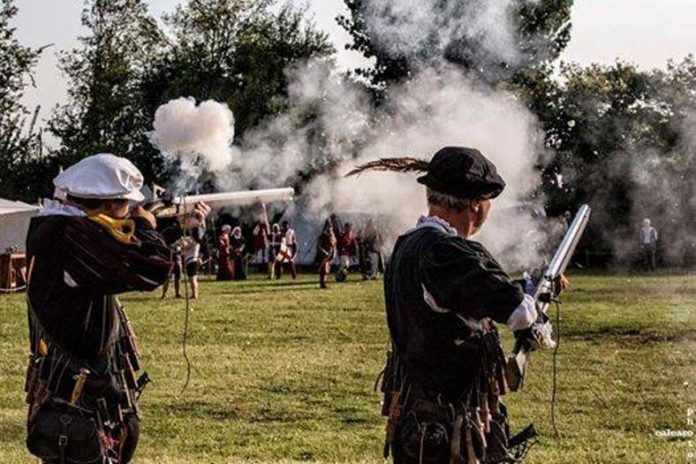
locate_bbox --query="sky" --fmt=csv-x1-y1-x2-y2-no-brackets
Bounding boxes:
13,0,696,127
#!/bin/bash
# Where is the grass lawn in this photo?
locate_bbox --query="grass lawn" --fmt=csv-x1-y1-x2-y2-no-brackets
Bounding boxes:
1,271,695,463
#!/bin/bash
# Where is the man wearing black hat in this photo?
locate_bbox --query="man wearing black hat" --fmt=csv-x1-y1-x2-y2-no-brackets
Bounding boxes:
349,147,564,464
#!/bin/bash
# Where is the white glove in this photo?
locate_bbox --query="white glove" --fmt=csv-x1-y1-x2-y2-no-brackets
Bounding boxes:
506,294,537,331
530,321,556,350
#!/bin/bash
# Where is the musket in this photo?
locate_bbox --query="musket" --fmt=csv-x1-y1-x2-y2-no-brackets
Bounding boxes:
506,204,591,392
145,188,295,217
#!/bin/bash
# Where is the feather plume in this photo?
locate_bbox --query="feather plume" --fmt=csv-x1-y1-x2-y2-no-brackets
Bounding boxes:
345,157,430,177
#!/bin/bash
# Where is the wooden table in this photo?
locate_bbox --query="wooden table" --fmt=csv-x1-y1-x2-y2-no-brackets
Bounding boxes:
0,252,27,293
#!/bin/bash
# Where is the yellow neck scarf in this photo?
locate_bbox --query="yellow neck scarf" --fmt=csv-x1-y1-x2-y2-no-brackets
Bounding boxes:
89,214,136,245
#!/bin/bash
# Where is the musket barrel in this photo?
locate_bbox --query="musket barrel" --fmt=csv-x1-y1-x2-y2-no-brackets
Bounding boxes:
508,204,591,392
545,204,591,280
148,187,295,217
533,204,591,301
177,188,294,212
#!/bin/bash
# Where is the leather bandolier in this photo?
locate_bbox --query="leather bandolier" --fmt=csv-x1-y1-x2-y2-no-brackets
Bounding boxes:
25,298,150,464
380,320,537,464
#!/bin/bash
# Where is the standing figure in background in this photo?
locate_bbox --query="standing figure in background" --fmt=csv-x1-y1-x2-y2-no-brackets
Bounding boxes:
161,242,183,298
159,207,210,299
640,218,658,270
159,216,184,299
361,220,383,280
230,226,247,281
216,224,234,281
251,204,270,270
268,223,284,279
317,219,337,289
329,213,343,241
181,234,201,299
23,154,175,464
279,220,298,279
337,222,359,282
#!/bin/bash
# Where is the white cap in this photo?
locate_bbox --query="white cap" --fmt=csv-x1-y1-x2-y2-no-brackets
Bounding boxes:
221,224,232,232
53,154,145,202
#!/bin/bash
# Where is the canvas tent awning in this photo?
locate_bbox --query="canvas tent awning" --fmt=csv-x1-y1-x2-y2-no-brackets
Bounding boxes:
279,203,398,266
0,199,40,252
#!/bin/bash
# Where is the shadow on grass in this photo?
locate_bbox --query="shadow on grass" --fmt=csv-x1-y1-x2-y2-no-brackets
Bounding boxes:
151,399,240,420
566,326,696,344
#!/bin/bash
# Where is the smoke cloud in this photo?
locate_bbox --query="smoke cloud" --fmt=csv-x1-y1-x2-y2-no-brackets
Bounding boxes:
361,0,521,64
612,109,696,266
149,97,238,190
299,64,547,268
168,59,545,268
148,3,559,269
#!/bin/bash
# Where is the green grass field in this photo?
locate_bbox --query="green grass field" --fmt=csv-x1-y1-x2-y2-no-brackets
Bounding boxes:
1,271,695,463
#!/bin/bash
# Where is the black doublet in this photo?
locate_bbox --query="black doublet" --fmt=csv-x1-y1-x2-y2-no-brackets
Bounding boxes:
384,224,523,400
24,214,172,463
26,216,172,360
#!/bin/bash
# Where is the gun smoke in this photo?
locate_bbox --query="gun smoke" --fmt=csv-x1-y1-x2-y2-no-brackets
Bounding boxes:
147,1,577,269
150,60,551,269
359,0,524,70
149,97,238,191
604,110,696,267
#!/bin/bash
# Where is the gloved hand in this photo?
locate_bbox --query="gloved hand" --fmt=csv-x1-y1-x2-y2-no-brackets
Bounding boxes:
529,321,556,350
506,294,537,331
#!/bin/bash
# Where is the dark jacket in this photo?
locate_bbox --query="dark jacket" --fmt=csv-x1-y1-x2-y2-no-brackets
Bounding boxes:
384,225,523,400
26,214,172,361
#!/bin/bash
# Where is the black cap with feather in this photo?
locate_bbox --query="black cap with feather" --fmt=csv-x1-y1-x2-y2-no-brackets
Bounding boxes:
346,146,506,200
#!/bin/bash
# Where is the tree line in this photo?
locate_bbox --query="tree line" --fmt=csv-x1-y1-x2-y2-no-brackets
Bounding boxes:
1,0,694,266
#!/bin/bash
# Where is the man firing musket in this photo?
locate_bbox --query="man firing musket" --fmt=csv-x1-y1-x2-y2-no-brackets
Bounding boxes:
348,146,581,464
23,154,211,464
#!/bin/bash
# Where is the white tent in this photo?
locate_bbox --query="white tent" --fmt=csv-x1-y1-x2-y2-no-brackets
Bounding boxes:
279,202,398,266
0,199,40,252
279,204,325,265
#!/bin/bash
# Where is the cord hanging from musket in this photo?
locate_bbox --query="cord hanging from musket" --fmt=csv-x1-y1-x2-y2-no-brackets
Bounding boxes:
551,298,562,438
179,195,193,394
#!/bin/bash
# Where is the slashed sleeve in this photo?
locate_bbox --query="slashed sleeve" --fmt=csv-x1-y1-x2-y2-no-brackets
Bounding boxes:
420,237,524,324
61,216,173,295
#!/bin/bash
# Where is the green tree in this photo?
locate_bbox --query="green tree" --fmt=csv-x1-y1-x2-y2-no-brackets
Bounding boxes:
518,59,696,266
142,0,333,137
0,0,43,201
338,0,573,88
48,0,164,181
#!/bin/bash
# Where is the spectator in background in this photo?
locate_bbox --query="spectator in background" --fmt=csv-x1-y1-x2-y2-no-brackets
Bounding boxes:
230,226,247,280
180,234,201,298
278,220,298,279
159,214,185,299
216,224,234,281
337,222,359,281
163,211,207,299
361,220,383,280
283,220,297,261
562,211,572,232
268,223,284,279
640,218,658,270
252,205,270,269
317,219,337,289
329,213,343,239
